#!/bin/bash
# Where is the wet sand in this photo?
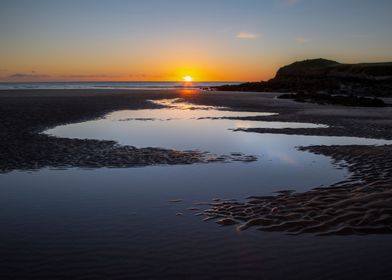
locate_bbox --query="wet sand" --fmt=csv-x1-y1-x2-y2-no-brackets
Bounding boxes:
198,145,392,235
0,90,264,173
185,91,392,140
181,91,392,235
2,89,392,236
0,90,198,172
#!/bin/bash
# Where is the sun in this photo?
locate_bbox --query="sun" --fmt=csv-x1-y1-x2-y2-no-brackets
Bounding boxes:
183,75,193,82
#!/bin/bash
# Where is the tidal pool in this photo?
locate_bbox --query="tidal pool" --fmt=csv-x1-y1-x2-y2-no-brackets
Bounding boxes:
1,98,392,279
45,98,388,194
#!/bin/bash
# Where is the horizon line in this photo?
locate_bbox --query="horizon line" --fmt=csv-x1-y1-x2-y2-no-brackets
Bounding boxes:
0,80,247,84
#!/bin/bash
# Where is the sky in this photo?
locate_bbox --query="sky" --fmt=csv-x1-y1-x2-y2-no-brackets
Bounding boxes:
1,0,392,82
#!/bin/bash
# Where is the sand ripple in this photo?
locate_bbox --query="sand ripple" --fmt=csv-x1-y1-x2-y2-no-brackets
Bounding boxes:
199,145,392,235
0,133,258,173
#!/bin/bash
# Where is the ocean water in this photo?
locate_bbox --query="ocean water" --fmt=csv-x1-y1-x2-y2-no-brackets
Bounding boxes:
0,81,239,90
1,98,392,279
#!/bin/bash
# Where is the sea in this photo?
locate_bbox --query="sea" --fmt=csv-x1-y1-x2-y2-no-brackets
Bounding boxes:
0,81,239,90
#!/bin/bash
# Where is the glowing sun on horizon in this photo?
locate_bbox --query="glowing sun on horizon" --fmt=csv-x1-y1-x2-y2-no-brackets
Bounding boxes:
183,75,193,82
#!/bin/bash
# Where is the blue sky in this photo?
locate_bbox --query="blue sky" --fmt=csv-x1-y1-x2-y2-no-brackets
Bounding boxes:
1,0,392,81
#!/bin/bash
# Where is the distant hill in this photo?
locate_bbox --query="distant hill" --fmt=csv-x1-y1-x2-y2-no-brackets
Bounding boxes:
215,59,392,96
276,58,392,80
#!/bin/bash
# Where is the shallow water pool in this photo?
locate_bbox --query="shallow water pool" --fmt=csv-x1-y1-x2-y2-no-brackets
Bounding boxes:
1,98,392,279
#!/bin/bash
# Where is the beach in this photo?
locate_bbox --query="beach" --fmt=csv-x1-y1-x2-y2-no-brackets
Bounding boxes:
2,0,392,278
2,90,392,232
0,89,261,173
200,144,392,235
2,88,392,172
1,89,392,279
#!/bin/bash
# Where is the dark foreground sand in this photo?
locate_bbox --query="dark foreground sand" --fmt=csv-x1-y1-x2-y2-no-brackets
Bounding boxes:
1,89,392,235
0,89,256,173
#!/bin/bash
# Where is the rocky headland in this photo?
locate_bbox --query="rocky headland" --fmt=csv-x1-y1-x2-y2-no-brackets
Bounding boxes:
215,58,392,98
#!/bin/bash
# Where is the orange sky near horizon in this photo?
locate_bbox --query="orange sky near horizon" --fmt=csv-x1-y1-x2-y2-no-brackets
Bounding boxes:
1,0,392,83
0,47,279,82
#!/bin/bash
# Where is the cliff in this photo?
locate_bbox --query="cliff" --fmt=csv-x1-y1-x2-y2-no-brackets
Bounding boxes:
215,59,392,96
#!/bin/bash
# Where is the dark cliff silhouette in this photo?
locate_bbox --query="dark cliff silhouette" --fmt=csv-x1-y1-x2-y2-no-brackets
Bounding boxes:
215,58,392,97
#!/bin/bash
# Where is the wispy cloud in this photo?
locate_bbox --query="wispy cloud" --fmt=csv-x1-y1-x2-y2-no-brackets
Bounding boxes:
128,74,163,78
295,37,312,44
61,73,165,80
62,74,116,79
275,0,302,7
8,73,50,79
236,32,258,39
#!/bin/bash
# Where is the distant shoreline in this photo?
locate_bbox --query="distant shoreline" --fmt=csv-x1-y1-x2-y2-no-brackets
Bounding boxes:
0,81,242,91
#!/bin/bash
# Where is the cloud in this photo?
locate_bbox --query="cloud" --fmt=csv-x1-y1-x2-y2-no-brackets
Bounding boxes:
128,74,164,79
61,74,164,80
276,0,301,7
8,73,50,79
236,32,257,39
62,74,115,79
295,37,312,44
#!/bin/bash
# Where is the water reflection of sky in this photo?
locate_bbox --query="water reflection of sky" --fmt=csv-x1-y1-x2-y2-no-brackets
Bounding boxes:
47,99,328,153
45,98,391,195
2,99,392,279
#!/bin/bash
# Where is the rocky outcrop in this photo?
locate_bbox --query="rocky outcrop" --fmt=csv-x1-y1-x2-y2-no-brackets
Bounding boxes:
274,58,392,80
215,59,392,96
